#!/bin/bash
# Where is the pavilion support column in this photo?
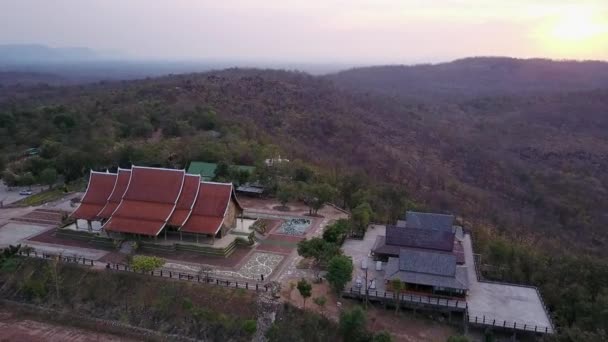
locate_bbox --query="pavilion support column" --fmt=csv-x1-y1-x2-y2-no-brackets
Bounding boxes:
87,220,92,232
164,229,167,241
180,231,182,241
196,233,199,244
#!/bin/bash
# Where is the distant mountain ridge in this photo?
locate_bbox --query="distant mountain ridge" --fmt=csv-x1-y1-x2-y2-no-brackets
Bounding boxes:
326,57,608,100
0,44,114,64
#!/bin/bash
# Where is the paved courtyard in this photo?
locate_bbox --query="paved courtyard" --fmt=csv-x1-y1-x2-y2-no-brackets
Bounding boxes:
0,222,49,248
165,252,284,281
342,224,387,291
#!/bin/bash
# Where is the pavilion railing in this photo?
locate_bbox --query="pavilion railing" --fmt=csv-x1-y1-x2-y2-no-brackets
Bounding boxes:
343,287,467,310
467,313,553,334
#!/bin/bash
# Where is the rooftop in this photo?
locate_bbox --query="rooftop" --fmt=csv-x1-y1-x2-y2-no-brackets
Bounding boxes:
384,225,455,252
187,161,255,181
404,211,454,232
385,248,468,290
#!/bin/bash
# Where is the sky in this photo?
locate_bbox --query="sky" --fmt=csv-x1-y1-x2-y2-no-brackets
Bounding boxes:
1,0,607,64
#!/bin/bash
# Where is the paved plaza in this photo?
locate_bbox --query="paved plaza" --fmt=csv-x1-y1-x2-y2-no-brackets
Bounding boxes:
0,222,49,248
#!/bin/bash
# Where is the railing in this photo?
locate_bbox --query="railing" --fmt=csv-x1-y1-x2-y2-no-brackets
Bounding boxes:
108,263,270,292
16,249,270,293
18,249,95,266
468,313,553,334
344,287,467,310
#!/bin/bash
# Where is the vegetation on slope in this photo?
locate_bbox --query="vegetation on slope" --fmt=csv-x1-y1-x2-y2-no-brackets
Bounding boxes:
0,257,258,340
1,62,608,339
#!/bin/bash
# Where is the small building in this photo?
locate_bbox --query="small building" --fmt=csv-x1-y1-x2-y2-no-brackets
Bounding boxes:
187,161,255,181
236,182,265,197
385,249,468,297
264,155,289,167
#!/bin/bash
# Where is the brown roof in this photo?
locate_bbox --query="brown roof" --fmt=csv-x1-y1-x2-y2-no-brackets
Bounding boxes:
167,174,201,226
104,167,185,236
97,169,131,219
180,182,233,235
71,171,117,221
122,166,184,203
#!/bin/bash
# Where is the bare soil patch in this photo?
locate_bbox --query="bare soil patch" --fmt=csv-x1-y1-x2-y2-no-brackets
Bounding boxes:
280,280,457,342
0,309,140,342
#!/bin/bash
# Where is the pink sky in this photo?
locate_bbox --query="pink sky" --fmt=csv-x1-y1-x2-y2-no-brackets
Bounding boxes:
1,0,607,63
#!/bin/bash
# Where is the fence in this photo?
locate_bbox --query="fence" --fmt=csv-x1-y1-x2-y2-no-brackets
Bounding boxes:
468,313,553,334
108,263,270,292
18,249,95,266
16,249,270,293
344,287,467,310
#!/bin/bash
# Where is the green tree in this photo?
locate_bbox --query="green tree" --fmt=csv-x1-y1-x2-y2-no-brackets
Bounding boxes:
0,155,6,175
39,168,57,189
352,202,373,236
214,161,230,181
297,278,312,309
305,183,336,215
277,182,297,208
339,306,368,342
326,255,353,294
322,219,350,244
313,296,327,315
1,170,18,187
390,279,404,313
131,255,165,273
297,237,341,277
20,172,35,189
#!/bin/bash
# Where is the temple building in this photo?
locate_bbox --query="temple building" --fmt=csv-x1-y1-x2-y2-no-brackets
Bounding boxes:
70,166,243,243
373,211,469,297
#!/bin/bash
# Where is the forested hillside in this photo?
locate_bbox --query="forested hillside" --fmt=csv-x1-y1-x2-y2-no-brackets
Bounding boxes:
1,61,608,339
327,57,608,100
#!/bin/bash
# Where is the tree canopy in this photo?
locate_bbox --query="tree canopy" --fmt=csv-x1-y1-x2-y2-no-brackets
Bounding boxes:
326,255,353,294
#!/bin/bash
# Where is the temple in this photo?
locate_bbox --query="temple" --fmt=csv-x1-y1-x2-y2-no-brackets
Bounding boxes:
70,166,243,243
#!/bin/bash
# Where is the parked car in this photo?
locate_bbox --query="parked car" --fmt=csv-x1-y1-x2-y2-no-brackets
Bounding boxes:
19,189,33,196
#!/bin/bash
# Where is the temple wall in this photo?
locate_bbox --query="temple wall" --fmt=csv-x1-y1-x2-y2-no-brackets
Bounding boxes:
223,198,241,228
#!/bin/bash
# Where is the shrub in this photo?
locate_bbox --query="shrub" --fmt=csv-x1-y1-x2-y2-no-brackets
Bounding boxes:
447,335,470,342
131,255,164,272
242,319,257,335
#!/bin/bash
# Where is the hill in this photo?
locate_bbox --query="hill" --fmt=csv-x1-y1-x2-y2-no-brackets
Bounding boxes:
327,57,608,100
1,63,608,339
0,44,102,64
1,66,608,256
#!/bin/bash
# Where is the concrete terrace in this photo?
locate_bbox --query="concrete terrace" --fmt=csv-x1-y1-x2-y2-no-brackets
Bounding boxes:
463,234,554,333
